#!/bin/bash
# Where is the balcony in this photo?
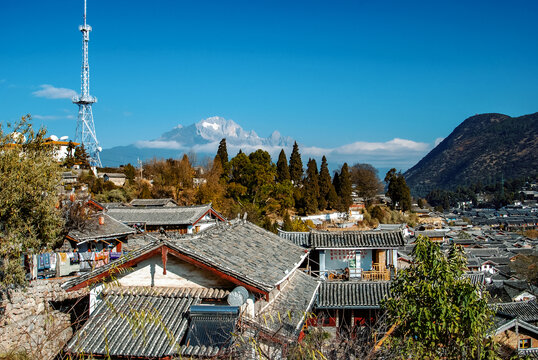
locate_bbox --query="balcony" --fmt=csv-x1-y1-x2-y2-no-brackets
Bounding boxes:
303,263,392,281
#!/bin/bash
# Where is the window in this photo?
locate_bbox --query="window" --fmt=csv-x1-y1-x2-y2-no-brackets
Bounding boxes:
520,338,531,349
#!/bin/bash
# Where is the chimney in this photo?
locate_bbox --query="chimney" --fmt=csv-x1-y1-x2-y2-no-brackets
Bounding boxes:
98,215,105,225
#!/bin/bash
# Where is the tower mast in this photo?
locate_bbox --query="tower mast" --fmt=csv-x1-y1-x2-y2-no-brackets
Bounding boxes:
73,0,102,169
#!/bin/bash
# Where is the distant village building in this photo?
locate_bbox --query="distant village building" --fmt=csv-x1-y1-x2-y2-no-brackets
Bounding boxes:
97,172,127,187
106,203,225,234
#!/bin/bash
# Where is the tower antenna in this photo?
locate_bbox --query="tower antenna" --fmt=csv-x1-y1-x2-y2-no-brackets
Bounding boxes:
73,0,102,170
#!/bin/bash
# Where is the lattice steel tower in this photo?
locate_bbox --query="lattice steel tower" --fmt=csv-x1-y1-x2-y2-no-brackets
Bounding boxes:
73,0,102,168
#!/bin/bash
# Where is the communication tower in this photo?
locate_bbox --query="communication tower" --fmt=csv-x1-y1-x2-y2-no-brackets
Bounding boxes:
73,0,102,168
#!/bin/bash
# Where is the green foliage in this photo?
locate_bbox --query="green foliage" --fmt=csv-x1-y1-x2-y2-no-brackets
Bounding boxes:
276,149,290,183
289,141,303,185
383,236,497,359
123,163,136,181
74,144,90,168
385,168,412,211
318,156,333,210
0,116,64,289
304,159,320,214
336,163,352,211
216,138,230,178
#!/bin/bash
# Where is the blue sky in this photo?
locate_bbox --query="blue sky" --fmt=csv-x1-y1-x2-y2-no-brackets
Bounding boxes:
1,0,537,169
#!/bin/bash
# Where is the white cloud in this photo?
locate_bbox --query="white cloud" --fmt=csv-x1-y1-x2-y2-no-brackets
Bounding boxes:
135,140,185,150
434,137,445,146
33,114,75,121
32,84,77,99
135,137,433,170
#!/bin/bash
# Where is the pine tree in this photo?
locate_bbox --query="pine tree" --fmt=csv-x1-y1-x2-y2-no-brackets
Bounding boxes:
304,158,320,214
385,168,412,211
318,156,332,210
338,163,352,211
217,138,229,179
276,149,290,183
217,138,228,165
74,144,90,168
289,142,303,185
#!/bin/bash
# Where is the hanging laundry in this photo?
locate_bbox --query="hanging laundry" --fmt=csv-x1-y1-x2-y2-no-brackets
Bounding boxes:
50,253,57,276
43,253,51,269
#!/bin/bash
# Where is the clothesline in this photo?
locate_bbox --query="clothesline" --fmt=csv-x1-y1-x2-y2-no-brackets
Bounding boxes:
26,250,125,280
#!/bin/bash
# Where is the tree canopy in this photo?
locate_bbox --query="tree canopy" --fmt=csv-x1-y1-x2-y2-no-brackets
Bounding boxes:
0,116,64,289
385,168,412,211
289,141,303,185
382,236,497,359
350,163,383,202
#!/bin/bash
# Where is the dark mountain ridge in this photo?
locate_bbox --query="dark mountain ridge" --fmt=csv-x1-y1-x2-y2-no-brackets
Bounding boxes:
404,112,538,197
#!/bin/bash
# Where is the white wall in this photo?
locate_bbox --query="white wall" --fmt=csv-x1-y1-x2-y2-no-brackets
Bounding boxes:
118,255,234,289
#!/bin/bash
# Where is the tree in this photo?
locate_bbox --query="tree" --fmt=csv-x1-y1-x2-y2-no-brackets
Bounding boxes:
123,163,136,182
382,236,497,359
276,149,290,183
0,116,64,289
216,138,229,178
289,141,303,185
74,144,90,168
304,159,320,214
350,163,383,202
63,140,76,168
385,168,412,211
337,163,353,211
318,156,333,210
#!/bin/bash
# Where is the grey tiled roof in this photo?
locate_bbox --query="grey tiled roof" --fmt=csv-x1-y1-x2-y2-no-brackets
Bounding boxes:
278,230,311,247
316,281,392,309
258,270,320,336
130,198,178,207
107,204,216,225
170,221,309,292
494,299,538,323
66,289,200,358
67,212,135,242
463,271,486,286
310,230,404,249
63,221,308,294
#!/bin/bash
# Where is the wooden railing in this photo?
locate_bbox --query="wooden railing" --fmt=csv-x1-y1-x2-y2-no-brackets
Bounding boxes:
362,263,390,281
301,263,391,281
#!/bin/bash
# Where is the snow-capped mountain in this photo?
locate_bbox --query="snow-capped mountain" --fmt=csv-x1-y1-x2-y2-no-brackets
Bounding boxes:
100,117,295,166
157,116,294,148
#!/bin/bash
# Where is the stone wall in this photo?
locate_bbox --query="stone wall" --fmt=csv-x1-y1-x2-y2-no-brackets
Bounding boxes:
0,279,87,360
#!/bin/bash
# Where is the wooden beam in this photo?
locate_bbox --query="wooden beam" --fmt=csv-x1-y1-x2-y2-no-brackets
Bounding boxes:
162,247,168,275
67,248,161,292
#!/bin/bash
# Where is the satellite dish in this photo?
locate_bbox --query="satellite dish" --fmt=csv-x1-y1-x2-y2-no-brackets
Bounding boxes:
50,135,59,141
60,136,69,141
227,286,249,306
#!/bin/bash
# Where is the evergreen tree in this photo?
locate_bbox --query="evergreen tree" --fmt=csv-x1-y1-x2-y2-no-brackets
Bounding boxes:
338,163,352,211
304,159,320,214
385,168,412,211
74,144,90,168
217,138,229,178
276,149,290,183
318,156,332,210
282,211,294,231
217,138,228,165
289,141,303,185
123,163,136,181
